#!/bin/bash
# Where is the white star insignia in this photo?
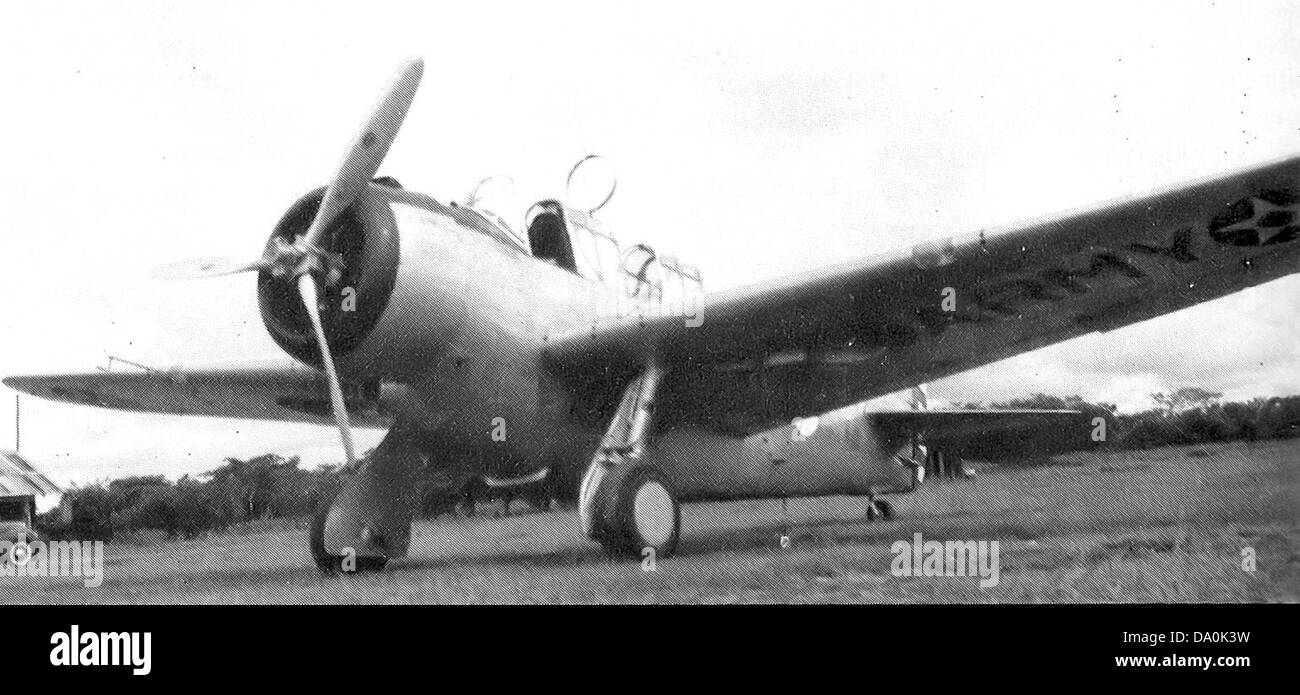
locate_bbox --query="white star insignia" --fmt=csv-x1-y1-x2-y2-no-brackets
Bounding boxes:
1214,197,1299,245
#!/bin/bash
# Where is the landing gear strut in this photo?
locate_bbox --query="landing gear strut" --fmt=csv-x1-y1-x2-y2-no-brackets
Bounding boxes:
866,496,894,521
578,362,681,558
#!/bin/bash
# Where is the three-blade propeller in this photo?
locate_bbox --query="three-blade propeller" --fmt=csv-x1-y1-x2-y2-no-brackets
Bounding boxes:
154,59,425,467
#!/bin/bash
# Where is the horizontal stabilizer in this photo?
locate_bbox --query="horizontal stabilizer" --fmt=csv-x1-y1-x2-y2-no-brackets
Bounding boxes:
869,409,1101,461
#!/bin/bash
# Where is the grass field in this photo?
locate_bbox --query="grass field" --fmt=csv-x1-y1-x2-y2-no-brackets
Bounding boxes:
4,439,1297,603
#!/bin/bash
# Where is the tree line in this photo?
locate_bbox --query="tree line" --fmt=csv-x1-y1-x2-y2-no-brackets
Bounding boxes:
37,454,346,542
37,453,558,543
966,390,1299,450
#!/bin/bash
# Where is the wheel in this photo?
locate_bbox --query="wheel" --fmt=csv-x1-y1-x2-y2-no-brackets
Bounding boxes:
600,465,681,558
310,488,389,575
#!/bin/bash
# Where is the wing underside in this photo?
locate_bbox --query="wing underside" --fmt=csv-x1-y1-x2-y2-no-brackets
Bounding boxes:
547,155,1300,435
3,362,397,428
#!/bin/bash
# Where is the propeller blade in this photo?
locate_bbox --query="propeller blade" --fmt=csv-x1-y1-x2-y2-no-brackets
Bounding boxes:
301,58,425,251
150,257,270,281
296,273,357,467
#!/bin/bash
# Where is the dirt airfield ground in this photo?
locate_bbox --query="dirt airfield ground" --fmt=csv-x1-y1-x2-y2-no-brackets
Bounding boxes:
5,439,1298,604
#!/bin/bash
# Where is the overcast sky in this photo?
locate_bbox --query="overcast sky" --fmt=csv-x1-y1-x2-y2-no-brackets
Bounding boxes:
1,0,1298,489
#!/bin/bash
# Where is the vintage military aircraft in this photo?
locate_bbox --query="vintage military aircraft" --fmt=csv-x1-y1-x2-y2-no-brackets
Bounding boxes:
6,59,1299,571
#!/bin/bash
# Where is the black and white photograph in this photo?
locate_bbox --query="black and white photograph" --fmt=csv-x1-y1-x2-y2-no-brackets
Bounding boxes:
1,0,1296,654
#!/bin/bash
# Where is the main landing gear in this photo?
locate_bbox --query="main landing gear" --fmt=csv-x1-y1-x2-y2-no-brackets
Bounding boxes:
311,489,390,574
578,362,681,558
310,422,425,574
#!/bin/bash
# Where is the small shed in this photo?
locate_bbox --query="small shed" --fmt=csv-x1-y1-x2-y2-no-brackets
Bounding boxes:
0,450,61,525
0,450,61,497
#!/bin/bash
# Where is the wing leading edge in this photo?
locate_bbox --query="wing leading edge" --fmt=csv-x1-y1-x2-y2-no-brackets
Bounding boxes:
547,154,1300,435
3,360,397,428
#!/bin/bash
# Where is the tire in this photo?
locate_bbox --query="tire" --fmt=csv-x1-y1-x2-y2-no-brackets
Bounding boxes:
603,465,681,559
309,487,389,575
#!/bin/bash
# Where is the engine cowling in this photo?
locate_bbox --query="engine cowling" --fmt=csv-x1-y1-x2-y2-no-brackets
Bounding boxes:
258,186,401,373
258,182,502,389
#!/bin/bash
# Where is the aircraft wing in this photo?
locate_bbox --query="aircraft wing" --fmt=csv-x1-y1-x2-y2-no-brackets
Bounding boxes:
869,409,1089,440
869,409,1099,461
546,154,1300,436
2,360,397,428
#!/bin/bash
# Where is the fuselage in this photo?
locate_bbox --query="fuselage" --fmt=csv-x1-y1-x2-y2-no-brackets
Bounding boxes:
259,183,914,503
